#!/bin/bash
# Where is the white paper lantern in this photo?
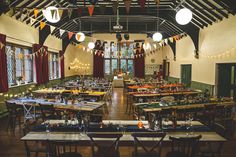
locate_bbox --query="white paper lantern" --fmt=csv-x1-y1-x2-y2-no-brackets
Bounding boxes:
152,32,162,42
175,8,193,25
42,6,60,23
76,32,85,42
88,42,95,49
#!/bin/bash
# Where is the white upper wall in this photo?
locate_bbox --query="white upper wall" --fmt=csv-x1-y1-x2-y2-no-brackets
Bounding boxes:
162,15,236,85
0,15,62,51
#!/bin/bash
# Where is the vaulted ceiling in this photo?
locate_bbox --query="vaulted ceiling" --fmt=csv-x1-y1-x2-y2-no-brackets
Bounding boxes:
0,0,235,40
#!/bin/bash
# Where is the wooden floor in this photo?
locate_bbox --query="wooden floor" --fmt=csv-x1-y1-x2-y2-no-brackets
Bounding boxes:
0,88,236,157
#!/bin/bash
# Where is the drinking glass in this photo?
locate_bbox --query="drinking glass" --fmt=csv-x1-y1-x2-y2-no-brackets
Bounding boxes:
186,114,194,135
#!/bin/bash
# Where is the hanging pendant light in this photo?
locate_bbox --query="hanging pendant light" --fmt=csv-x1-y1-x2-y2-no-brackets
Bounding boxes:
175,8,192,25
88,41,95,49
42,6,61,23
76,32,85,42
152,32,162,42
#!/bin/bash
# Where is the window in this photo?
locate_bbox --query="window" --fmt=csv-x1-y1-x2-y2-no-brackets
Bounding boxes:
48,52,59,79
6,44,33,86
104,42,134,75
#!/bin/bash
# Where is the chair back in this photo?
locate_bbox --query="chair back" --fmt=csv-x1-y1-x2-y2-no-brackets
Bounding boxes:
48,141,82,157
169,135,202,157
39,104,56,121
5,101,19,115
87,133,123,157
213,122,226,138
131,132,166,157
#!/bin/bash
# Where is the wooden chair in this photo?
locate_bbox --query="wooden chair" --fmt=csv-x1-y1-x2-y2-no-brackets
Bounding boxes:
87,133,123,157
23,120,47,157
5,101,22,131
39,104,60,121
48,141,83,157
199,123,226,157
131,132,166,157
166,135,202,157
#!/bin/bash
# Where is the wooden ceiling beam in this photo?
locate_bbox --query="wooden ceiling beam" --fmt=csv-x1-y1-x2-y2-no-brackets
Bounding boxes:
194,0,222,21
202,0,228,18
212,0,234,15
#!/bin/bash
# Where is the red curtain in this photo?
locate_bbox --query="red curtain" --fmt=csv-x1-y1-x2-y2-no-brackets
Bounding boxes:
33,44,49,85
93,52,104,78
134,49,145,78
59,50,65,80
0,34,9,92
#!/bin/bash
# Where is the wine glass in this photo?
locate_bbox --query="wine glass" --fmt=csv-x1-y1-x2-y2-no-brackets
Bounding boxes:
186,114,194,135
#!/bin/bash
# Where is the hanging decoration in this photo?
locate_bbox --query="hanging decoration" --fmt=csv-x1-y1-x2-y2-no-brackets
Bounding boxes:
68,31,74,39
67,8,73,19
34,9,39,18
30,17,36,26
112,2,118,15
78,8,83,16
88,5,95,16
59,29,65,37
124,0,132,14
139,0,146,10
50,25,56,33
155,0,160,6
40,21,46,30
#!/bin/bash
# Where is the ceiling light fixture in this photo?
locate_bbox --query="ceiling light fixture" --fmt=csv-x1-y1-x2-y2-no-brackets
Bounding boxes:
88,42,95,49
42,6,60,23
152,32,163,42
175,8,192,25
76,32,85,42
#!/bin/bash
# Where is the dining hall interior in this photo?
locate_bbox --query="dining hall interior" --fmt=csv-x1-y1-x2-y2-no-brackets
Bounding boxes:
0,0,236,157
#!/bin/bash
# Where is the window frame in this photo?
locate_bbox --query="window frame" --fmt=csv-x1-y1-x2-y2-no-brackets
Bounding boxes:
6,42,34,87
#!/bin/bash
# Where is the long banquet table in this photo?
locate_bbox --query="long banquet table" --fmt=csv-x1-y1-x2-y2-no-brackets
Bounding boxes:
7,98,106,120
21,131,226,146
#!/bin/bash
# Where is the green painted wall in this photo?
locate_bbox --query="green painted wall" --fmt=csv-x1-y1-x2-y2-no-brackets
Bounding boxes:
167,76,180,83
190,81,214,95
167,76,214,95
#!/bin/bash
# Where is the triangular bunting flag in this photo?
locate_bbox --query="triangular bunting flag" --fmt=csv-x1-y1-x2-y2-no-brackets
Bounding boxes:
124,0,132,14
78,45,83,49
50,9,56,19
112,2,118,15
78,8,83,16
34,9,39,18
30,17,36,26
76,34,81,41
155,0,160,6
50,25,56,33
88,5,95,16
68,32,74,39
0,42,4,50
68,9,73,19
7,8,15,16
169,37,174,43
58,9,64,17
20,14,27,21
40,22,46,30
164,39,168,45
59,29,65,37
139,0,146,10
